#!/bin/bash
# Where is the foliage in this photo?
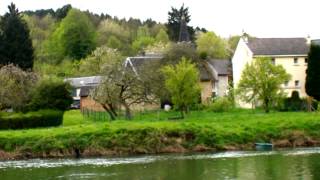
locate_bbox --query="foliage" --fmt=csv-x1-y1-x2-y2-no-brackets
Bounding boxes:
167,4,195,41
55,4,72,20
281,91,318,112
236,57,291,113
78,46,123,76
0,64,38,111
0,3,34,70
144,42,170,54
163,42,198,65
28,78,73,111
0,110,63,130
208,97,234,112
196,32,229,59
155,28,170,43
132,36,156,53
91,58,156,120
97,19,131,54
34,58,78,77
228,35,241,54
48,9,96,60
306,44,320,101
161,58,201,117
23,14,56,62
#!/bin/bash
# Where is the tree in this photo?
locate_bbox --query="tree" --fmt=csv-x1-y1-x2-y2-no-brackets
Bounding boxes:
48,9,96,60
228,35,241,54
236,57,291,113
163,42,198,65
155,28,169,43
196,32,229,59
306,44,320,101
23,14,56,62
55,4,72,20
161,58,200,118
28,78,73,111
78,46,123,76
90,59,155,120
0,64,38,111
167,4,195,41
0,3,34,70
132,36,156,54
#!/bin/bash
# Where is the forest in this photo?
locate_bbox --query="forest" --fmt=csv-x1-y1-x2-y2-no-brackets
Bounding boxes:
0,3,241,78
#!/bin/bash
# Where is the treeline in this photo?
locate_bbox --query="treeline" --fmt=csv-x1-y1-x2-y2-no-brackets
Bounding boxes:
0,3,243,77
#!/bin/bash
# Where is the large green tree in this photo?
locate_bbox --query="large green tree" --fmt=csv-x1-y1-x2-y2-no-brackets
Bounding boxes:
161,58,200,118
167,4,194,41
196,32,229,59
236,57,291,113
48,9,96,60
306,44,320,101
0,3,34,70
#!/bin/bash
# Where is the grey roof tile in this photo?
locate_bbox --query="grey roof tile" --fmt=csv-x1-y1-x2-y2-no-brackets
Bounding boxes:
247,38,309,56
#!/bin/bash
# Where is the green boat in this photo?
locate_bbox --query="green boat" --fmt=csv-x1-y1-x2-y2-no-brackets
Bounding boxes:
255,143,273,151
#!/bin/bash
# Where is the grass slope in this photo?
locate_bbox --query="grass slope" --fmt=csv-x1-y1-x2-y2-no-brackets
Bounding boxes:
0,110,319,159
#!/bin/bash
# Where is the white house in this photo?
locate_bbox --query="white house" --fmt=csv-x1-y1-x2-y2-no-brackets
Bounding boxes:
232,37,310,107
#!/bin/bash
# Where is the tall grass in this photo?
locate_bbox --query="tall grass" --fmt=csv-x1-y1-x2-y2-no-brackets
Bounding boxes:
0,110,319,157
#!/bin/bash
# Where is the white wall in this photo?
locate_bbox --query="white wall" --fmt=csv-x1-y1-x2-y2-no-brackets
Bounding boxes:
232,38,254,108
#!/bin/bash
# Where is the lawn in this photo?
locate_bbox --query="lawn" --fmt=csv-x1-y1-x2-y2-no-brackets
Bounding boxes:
0,109,319,159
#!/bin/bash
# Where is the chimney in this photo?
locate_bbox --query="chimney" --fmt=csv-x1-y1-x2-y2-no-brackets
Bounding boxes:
306,35,311,44
242,30,249,43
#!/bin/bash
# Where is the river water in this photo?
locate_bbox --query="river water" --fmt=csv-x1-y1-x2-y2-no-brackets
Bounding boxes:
1,148,320,180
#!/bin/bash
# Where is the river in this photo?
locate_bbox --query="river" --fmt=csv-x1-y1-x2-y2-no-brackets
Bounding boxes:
1,148,320,180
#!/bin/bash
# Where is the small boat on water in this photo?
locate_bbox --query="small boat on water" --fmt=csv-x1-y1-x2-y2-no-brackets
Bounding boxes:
255,143,273,151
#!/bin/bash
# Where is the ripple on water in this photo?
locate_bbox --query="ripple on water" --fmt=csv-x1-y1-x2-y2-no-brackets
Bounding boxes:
1,147,320,169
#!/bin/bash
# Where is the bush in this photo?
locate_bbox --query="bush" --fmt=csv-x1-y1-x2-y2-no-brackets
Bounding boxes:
207,97,233,112
28,78,73,111
280,91,318,111
0,110,63,130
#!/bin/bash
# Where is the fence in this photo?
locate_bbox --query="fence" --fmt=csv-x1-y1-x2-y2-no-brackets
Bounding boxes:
81,107,176,121
81,108,111,121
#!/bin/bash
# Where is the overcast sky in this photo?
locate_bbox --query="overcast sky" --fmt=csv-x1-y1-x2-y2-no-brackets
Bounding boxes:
1,0,320,38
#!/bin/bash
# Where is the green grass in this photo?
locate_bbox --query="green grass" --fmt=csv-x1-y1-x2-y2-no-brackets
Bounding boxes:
0,109,320,158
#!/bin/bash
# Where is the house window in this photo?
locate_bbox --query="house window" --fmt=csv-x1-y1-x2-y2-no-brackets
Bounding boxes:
271,58,275,65
305,58,308,64
284,81,289,87
295,80,300,87
294,58,298,64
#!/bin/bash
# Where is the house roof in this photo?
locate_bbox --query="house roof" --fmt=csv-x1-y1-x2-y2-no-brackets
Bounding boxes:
207,59,231,75
247,38,309,56
65,76,101,88
127,56,162,71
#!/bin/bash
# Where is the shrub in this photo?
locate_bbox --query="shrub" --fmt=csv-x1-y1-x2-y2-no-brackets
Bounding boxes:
28,78,73,111
0,64,38,111
0,110,63,130
208,97,233,112
280,91,318,111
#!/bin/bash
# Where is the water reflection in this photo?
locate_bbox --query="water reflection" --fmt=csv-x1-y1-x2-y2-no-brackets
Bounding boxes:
1,148,320,180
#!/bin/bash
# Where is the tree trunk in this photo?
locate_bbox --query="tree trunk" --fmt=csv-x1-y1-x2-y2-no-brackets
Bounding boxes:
108,103,118,116
264,99,270,113
122,103,132,120
180,107,185,119
102,104,116,120
307,96,312,112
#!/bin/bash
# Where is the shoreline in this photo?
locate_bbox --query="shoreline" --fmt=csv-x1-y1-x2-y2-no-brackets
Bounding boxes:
1,138,319,161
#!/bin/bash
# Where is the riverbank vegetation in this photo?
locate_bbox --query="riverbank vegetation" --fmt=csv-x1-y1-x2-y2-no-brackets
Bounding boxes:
0,110,320,159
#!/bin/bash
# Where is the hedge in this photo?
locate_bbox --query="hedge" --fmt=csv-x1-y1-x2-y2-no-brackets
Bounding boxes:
0,110,64,130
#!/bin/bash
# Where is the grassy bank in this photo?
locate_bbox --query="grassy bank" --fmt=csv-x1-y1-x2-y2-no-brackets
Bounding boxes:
0,110,320,159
